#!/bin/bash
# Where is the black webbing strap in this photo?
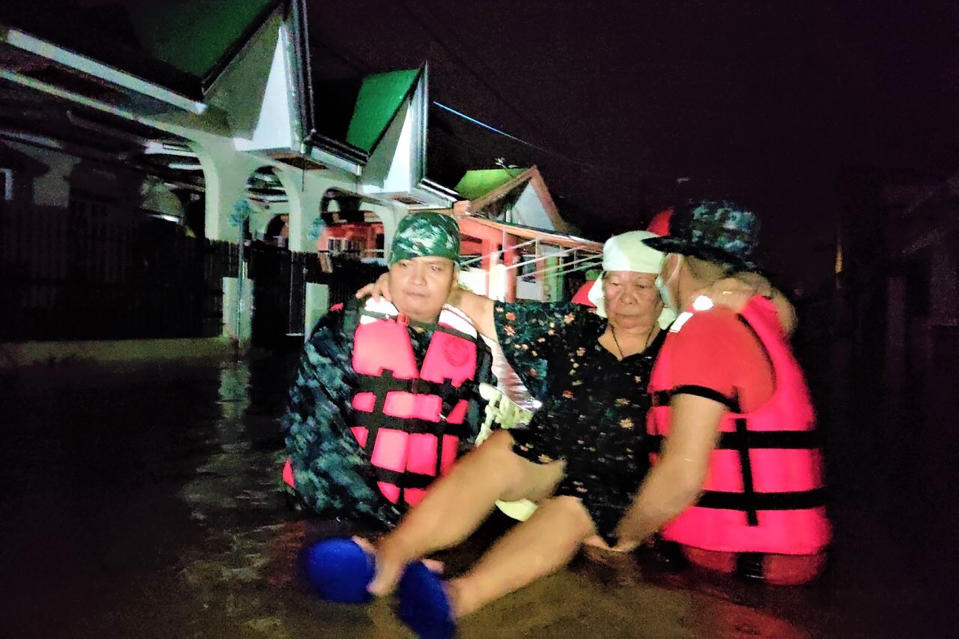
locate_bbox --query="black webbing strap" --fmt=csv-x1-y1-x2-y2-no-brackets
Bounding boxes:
432,320,478,343
372,466,435,491
647,429,821,453
719,429,820,449
696,487,827,511
652,385,740,411
356,411,470,437
356,369,408,459
734,417,759,526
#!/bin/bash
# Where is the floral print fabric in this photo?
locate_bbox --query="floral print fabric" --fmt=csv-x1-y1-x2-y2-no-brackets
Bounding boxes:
494,301,665,545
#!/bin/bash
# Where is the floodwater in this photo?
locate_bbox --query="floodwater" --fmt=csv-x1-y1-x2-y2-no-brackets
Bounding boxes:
0,346,953,638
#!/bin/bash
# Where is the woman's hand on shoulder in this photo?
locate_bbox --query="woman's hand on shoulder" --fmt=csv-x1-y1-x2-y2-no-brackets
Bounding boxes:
707,272,797,336
705,274,766,313
355,272,392,302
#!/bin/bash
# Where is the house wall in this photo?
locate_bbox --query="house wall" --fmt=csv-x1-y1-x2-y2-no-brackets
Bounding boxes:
513,183,552,230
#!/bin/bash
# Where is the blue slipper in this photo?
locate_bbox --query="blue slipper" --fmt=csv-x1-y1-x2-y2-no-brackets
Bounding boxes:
303,537,375,603
397,561,456,639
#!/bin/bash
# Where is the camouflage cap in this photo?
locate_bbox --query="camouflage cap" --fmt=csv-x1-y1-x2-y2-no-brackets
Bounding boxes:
643,200,760,270
389,212,460,265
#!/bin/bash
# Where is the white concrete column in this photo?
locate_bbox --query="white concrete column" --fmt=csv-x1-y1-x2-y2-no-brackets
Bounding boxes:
273,167,331,253
223,275,253,348
191,139,262,242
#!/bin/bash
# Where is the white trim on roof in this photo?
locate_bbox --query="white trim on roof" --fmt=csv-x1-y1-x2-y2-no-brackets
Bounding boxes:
1,28,207,115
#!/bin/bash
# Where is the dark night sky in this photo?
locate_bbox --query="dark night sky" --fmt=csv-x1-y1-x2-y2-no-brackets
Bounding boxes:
308,0,959,288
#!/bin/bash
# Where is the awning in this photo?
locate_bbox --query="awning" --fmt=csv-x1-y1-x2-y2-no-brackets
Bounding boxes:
459,215,602,252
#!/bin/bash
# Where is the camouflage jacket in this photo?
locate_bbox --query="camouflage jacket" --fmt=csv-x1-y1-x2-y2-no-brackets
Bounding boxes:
282,301,494,529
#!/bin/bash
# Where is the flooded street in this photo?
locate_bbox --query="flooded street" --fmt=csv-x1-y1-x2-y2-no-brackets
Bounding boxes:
0,349,952,638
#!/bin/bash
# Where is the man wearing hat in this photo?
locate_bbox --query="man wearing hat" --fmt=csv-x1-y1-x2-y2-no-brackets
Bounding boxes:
613,201,831,585
281,212,494,529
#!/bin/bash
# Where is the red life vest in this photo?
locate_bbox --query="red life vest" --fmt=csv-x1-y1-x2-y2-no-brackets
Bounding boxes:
283,298,481,510
647,296,831,555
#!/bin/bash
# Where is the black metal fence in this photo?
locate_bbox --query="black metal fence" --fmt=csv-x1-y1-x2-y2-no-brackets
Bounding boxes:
1,200,393,346
0,203,237,341
247,245,386,347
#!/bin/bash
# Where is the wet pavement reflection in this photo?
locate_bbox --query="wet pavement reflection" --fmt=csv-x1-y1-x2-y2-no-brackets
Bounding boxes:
0,348,952,638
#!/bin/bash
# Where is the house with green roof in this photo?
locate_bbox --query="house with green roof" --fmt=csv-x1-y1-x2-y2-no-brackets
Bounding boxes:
0,0,596,347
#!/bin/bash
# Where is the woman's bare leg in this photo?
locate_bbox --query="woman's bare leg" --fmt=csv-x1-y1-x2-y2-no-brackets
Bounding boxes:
369,430,564,595
449,495,596,618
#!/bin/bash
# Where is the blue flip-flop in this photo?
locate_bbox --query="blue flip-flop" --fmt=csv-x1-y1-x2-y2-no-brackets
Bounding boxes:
397,561,457,639
303,537,376,603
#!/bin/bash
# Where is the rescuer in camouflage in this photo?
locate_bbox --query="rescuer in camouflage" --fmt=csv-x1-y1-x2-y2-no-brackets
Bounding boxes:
281,212,492,530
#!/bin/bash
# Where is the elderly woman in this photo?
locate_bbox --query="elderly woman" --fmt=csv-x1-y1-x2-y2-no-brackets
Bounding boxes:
307,231,669,634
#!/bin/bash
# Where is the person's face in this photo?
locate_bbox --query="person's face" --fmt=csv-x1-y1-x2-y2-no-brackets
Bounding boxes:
603,270,663,324
388,256,457,323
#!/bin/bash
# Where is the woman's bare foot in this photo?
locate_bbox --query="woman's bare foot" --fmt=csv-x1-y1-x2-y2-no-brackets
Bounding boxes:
366,537,432,597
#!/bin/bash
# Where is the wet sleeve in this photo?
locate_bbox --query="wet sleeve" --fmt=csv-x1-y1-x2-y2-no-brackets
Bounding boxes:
493,301,578,398
281,310,399,526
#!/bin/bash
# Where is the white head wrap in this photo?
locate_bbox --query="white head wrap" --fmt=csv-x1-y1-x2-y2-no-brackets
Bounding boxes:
586,230,677,328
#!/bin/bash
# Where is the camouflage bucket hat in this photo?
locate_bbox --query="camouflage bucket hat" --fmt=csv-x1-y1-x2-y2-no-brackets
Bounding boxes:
388,212,460,265
643,200,760,270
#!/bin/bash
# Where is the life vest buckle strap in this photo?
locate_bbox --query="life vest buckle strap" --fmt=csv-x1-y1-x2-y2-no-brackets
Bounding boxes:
359,369,414,395
717,429,821,450
696,487,827,511
358,413,469,437
373,467,435,490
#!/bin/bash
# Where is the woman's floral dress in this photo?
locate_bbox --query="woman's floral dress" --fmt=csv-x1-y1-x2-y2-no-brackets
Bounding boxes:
494,301,666,545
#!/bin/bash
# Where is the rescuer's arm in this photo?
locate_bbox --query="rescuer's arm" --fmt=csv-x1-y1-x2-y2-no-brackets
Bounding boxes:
612,393,724,551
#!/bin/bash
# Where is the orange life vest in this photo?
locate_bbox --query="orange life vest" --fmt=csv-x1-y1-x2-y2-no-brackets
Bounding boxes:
647,296,831,555
283,299,481,510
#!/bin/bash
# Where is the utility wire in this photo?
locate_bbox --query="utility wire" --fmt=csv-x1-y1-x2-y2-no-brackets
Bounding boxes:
432,100,681,180
310,9,683,182
396,0,548,142
397,0,689,181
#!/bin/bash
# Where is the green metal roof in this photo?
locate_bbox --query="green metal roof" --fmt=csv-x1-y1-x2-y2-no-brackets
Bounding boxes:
0,0,278,84
125,0,277,77
454,168,529,200
345,69,420,152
